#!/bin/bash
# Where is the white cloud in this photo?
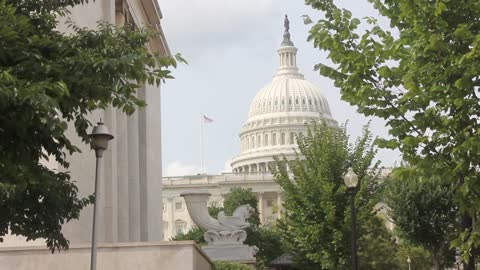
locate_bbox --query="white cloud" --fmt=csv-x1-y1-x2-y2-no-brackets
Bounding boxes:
164,161,202,177
159,0,278,57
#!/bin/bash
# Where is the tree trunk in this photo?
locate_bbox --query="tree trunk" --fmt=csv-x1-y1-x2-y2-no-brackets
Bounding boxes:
433,256,440,270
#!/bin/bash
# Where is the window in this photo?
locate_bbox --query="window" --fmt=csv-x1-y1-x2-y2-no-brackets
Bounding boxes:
247,137,250,149
290,132,295,144
251,136,255,148
281,133,285,145
309,99,312,105
264,134,269,146
257,135,261,147
175,220,186,235
295,98,299,105
272,133,277,145
175,202,182,210
267,200,274,207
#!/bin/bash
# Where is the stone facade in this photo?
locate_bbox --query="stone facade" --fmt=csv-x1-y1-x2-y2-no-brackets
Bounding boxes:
54,0,168,244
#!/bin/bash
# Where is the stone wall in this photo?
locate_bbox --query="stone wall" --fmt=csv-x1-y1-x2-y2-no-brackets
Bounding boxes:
0,241,212,270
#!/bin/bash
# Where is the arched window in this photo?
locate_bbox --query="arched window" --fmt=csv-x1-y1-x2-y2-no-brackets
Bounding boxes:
281,133,285,145
264,134,269,146
175,220,186,236
251,135,255,148
257,135,262,147
290,132,295,144
246,137,250,149
272,133,277,145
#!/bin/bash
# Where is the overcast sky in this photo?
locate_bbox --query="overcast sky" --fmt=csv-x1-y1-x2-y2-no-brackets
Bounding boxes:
159,0,401,176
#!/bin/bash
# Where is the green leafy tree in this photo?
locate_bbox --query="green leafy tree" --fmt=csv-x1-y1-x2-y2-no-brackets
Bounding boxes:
0,0,183,251
223,187,260,226
395,242,433,270
384,167,458,269
272,121,398,269
304,0,480,267
171,226,206,244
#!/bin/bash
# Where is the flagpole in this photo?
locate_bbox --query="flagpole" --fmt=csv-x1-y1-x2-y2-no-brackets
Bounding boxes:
200,113,204,174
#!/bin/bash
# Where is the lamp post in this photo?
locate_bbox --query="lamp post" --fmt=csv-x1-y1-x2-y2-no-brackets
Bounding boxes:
344,167,359,270
407,256,411,270
88,120,114,270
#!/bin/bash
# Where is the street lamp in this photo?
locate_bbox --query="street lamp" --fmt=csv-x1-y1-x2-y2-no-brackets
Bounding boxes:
407,256,411,270
88,120,114,270
344,167,359,270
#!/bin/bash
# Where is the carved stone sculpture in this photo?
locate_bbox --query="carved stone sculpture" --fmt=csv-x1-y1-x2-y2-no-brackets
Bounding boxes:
181,192,257,263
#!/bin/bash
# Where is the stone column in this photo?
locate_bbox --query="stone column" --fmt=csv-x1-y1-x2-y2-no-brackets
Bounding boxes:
102,107,118,243
277,193,283,219
127,111,141,241
138,83,163,241
258,192,265,224
167,197,174,240
116,109,130,242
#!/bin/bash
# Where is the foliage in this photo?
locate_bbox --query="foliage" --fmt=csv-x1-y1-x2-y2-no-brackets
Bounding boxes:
384,167,458,269
304,0,480,263
0,0,183,251
272,121,398,269
248,225,286,270
395,242,433,270
213,261,252,270
171,226,205,244
223,187,260,226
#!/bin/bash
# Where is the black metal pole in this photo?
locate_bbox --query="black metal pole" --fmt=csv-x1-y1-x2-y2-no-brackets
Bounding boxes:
350,190,359,270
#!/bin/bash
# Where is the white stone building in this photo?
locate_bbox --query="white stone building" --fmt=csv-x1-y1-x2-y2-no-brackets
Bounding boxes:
57,0,166,245
162,17,335,240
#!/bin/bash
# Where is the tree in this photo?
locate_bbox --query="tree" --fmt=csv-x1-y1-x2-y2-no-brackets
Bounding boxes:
395,242,433,270
171,226,206,244
272,121,398,269
304,0,480,267
384,167,458,269
223,187,260,226
0,0,183,251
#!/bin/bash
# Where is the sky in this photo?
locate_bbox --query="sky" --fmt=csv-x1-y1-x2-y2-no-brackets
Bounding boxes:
159,0,401,177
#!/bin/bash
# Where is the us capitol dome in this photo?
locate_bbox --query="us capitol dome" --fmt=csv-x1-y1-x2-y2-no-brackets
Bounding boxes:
231,15,334,173
162,15,339,239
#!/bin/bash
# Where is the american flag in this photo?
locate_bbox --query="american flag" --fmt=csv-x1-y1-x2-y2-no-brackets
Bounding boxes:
203,115,214,123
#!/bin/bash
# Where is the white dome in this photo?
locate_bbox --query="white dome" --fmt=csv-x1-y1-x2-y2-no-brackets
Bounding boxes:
230,16,334,173
247,77,331,119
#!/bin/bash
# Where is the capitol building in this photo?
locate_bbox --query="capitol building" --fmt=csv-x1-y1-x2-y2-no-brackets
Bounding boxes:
162,17,337,240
